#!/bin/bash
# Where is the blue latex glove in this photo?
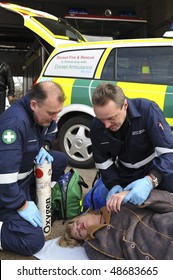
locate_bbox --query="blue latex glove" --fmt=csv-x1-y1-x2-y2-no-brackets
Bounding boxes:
123,176,153,205
17,201,42,227
106,185,123,201
35,147,53,165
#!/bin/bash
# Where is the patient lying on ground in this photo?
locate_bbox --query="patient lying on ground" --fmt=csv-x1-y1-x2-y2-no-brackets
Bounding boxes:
59,189,173,260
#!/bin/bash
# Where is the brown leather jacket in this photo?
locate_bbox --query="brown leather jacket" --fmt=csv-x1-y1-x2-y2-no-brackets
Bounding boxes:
84,189,173,260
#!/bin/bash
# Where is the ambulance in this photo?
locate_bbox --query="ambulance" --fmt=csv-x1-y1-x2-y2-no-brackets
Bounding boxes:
1,3,173,168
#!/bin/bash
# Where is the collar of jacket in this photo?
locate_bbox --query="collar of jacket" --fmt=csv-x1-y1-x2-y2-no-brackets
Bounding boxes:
125,98,141,119
18,93,35,122
86,207,112,239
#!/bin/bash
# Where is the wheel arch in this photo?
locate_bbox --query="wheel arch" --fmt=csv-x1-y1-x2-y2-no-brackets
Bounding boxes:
57,104,95,132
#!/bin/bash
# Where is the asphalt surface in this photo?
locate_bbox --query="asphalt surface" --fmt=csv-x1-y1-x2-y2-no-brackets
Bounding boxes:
0,167,96,260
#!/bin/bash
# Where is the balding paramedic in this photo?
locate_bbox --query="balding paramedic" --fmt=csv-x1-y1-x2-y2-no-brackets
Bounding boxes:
0,81,68,256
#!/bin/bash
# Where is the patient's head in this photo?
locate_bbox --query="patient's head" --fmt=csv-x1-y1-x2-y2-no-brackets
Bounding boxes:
59,209,101,247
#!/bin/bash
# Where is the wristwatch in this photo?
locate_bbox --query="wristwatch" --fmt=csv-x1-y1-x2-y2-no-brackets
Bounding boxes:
149,173,159,188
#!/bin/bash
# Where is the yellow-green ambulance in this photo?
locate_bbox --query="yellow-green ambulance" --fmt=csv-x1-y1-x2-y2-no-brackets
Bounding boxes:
1,3,173,168
38,34,173,167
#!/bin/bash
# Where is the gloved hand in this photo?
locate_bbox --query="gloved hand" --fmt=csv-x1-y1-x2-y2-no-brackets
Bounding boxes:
35,147,54,165
123,176,153,205
106,185,123,201
17,201,42,227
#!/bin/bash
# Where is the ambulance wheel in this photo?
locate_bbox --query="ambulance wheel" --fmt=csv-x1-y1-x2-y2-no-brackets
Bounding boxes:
58,115,94,168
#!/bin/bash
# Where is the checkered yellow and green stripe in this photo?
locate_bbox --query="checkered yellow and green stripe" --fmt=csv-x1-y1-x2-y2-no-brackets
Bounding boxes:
51,77,173,127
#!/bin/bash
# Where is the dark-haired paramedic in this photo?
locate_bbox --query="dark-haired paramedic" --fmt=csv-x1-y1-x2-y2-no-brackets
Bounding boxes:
90,82,173,212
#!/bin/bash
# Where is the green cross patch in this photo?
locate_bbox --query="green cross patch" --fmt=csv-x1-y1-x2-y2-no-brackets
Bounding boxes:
2,130,17,144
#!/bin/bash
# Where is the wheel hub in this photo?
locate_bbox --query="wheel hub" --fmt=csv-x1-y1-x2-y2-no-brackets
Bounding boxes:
75,138,83,148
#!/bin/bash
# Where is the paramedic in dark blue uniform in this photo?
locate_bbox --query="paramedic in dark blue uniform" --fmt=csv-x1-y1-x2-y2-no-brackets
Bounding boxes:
0,81,68,256
90,83,173,212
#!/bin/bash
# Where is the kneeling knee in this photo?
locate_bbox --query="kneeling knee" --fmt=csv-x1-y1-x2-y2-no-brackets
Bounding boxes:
25,228,45,256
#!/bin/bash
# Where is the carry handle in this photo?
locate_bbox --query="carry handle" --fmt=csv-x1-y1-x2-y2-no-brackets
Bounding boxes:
79,177,89,189
92,170,101,187
69,168,89,189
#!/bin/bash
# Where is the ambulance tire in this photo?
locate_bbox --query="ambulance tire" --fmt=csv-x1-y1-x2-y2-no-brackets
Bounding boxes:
58,115,94,168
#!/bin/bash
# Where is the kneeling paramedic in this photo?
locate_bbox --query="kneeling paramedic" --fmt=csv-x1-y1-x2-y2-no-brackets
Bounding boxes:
90,83,173,212
0,81,68,256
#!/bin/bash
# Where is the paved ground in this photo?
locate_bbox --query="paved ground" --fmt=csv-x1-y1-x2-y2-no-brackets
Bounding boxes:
0,167,96,260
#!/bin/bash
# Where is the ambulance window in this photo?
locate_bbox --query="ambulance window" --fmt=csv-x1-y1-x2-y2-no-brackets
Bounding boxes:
101,50,115,80
33,17,84,42
44,49,105,78
117,46,173,84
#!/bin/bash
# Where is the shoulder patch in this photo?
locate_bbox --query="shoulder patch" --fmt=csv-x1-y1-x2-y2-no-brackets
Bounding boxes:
2,130,17,144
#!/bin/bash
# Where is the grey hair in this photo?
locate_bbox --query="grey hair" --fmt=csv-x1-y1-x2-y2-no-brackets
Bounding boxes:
92,82,125,108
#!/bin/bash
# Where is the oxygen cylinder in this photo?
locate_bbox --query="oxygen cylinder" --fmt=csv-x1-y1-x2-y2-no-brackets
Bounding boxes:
35,160,52,237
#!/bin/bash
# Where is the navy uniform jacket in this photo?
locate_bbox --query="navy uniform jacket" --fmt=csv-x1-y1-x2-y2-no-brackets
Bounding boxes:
90,98,173,191
0,93,57,212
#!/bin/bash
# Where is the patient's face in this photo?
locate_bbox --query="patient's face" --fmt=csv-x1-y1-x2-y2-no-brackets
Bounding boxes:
71,213,101,241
